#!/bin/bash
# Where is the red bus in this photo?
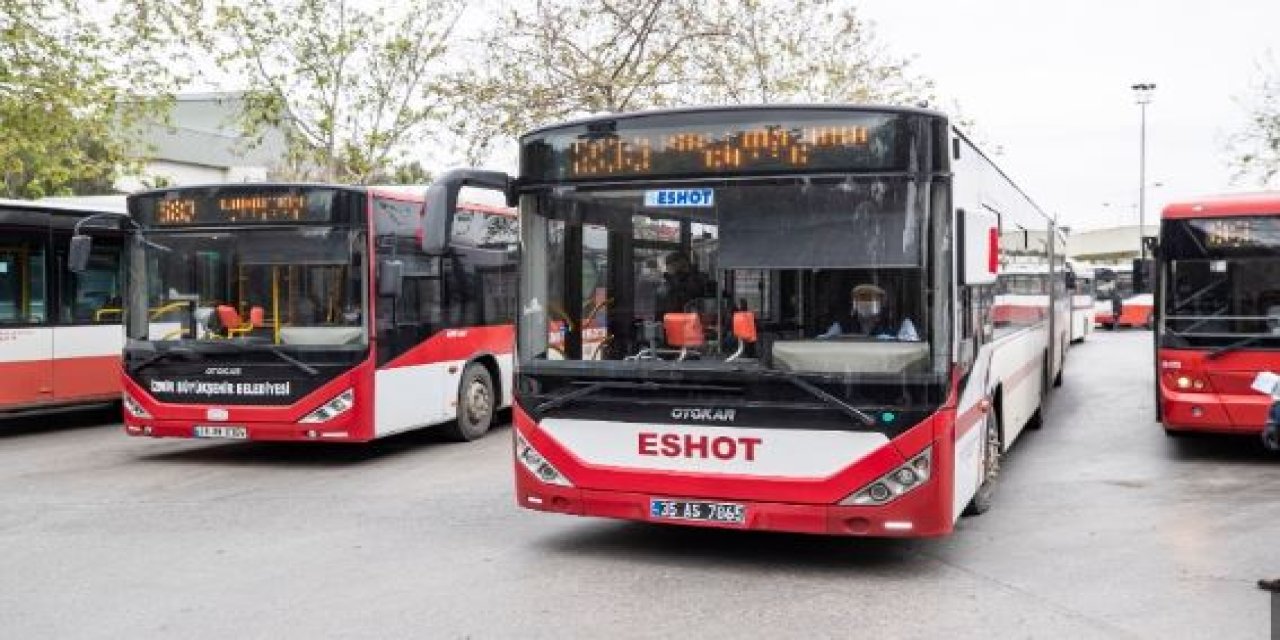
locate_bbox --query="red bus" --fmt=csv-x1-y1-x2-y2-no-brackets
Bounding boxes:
1155,192,1280,437
442,105,1068,537
73,184,517,442
1,199,126,416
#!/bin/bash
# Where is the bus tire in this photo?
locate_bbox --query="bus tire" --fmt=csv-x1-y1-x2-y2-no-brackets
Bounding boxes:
963,409,1001,517
1053,346,1065,388
443,363,495,442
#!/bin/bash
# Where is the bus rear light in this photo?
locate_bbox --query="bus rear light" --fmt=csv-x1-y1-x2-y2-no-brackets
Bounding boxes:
122,394,151,419
840,447,931,506
516,433,572,487
299,389,355,424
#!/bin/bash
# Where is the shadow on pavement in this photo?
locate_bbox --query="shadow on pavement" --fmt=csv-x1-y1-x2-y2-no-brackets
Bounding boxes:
534,519,937,575
0,403,121,438
1166,433,1280,464
130,419,511,467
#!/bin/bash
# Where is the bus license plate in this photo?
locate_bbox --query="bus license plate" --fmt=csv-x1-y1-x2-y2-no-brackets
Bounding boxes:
193,425,248,439
650,499,745,525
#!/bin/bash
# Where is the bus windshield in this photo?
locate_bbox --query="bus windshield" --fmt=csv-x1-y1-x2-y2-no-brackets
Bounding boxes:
127,226,367,348
518,177,944,379
1161,216,1280,347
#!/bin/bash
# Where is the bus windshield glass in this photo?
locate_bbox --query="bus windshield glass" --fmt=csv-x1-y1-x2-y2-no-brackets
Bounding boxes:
1161,216,1280,347
127,226,367,348
518,177,944,379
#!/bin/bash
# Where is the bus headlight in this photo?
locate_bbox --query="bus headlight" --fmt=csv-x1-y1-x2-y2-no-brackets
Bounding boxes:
840,447,931,506
122,394,150,419
515,432,572,487
299,389,355,424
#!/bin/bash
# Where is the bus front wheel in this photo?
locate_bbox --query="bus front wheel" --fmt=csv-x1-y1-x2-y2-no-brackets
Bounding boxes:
444,363,495,442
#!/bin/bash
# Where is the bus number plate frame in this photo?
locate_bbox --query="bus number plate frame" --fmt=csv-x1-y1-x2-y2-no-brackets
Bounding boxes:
193,425,249,439
650,498,746,525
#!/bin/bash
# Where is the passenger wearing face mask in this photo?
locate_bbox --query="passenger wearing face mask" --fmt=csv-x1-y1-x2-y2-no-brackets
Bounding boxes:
818,284,919,341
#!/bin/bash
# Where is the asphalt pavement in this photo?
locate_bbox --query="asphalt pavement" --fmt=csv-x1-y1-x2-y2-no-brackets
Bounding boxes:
0,330,1276,639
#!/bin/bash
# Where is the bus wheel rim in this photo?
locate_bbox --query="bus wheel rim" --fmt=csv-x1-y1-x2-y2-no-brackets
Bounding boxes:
466,380,491,423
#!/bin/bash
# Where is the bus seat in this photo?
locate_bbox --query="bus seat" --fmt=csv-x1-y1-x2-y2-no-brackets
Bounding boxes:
217,305,254,337
249,306,265,328
663,312,703,361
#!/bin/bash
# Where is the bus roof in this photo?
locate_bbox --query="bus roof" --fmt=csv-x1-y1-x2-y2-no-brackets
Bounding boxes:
1161,192,1280,220
520,103,947,139
0,197,126,215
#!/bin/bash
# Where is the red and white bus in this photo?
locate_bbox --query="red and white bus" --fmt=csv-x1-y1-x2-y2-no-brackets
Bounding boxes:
1066,261,1095,343
1093,261,1154,330
1155,192,1280,437
74,184,517,443
1,199,127,416
440,106,1068,536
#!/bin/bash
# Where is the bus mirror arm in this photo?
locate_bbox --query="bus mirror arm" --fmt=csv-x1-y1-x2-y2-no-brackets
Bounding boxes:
422,168,514,255
69,211,136,273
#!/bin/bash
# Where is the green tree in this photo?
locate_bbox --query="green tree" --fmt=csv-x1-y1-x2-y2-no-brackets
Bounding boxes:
1230,56,1280,187
0,0,195,198
213,0,464,183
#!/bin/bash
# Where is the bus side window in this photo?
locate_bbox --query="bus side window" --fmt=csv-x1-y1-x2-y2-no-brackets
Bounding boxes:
0,233,48,325
59,240,122,324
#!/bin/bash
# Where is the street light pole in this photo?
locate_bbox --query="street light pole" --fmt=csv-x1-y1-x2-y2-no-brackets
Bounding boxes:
1132,83,1156,261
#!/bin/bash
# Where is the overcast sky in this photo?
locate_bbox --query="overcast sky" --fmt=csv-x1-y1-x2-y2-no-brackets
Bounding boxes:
857,0,1279,230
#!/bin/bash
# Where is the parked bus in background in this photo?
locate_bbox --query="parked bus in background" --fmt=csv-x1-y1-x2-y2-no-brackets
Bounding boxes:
436,105,1068,537
1,198,126,416
1067,261,1095,342
72,184,517,443
1155,192,1280,437
1093,261,1154,330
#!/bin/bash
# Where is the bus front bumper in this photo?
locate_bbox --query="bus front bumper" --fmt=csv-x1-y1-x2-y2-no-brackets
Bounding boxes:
514,464,954,538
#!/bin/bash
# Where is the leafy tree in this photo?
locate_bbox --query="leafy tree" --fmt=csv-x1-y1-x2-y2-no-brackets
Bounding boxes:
1230,56,1280,187
213,0,465,183
0,0,195,198
455,0,933,163
451,0,711,163
688,0,933,106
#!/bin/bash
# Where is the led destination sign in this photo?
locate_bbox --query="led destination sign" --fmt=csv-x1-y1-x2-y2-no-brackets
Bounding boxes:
522,110,909,181
133,188,343,226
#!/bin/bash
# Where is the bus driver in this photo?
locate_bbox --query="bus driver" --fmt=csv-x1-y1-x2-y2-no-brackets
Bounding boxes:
818,283,920,341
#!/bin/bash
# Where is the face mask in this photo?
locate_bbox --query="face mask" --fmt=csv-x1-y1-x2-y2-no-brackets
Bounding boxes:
854,300,881,318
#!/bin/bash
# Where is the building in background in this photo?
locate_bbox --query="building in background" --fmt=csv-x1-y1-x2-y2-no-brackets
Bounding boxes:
114,92,289,192
1067,224,1160,265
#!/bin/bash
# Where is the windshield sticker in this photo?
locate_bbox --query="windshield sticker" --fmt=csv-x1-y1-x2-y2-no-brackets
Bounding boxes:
645,188,714,208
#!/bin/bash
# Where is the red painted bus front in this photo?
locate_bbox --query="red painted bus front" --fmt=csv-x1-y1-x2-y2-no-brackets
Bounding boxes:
513,401,967,537
1156,193,1280,436
121,357,375,441
1159,349,1275,435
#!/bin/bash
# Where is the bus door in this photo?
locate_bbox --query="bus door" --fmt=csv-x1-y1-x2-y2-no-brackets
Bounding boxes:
0,231,53,408
53,234,124,402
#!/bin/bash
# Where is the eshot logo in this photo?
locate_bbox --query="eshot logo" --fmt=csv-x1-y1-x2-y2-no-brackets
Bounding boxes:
644,188,714,208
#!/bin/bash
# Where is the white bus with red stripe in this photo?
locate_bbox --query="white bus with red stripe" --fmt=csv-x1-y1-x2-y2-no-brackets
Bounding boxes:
81,184,516,443
1066,261,1095,343
1,199,127,416
445,106,1066,536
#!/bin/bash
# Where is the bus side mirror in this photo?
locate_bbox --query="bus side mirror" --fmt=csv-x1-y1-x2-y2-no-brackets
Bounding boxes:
378,260,404,298
1064,270,1077,291
422,169,514,255
69,235,93,273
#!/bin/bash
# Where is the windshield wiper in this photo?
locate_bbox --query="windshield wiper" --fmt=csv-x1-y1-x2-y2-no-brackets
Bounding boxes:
212,341,320,376
764,370,876,426
129,346,201,374
1207,335,1274,360
533,380,740,416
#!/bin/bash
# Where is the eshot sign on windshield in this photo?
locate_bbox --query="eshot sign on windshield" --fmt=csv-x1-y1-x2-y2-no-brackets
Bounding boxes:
645,188,714,208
